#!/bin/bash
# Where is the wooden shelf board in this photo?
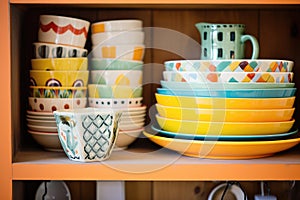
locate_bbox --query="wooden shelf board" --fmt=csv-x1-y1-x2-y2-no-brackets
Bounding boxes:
13,146,300,181
9,0,300,5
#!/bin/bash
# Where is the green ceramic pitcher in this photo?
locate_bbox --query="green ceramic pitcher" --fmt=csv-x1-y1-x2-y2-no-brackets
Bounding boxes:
195,23,259,60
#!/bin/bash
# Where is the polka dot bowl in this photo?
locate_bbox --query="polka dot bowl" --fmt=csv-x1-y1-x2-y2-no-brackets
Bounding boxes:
28,97,87,112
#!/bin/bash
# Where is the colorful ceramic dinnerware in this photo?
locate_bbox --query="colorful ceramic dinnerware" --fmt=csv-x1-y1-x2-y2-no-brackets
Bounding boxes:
155,114,295,135
157,88,296,98
53,108,121,162
151,125,299,141
29,86,87,98
155,104,294,122
91,19,142,34
160,80,295,90
88,97,143,108
33,42,87,58
28,130,62,152
90,70,143,86
195,23,259,59
163,71,293,83
30,70,89,87
143,129,300,159
91,44,145,61
89,59,143,70
28,97,87,112
115,128,143,150
164,60,294,72
88,84,142,98
91,31,144,45
31,58,88,71
155,93,296,109
38,15,90,48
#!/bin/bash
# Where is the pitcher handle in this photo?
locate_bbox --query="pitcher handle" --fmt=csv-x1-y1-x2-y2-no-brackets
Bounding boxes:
241,35,259,59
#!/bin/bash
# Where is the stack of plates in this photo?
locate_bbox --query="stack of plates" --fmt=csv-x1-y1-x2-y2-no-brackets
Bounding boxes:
26,110,62,151
144,60,300,159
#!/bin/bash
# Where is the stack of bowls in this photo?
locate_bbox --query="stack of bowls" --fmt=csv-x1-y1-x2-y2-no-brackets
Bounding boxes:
27,15,90,151
88,19,146,150
144,59,300,159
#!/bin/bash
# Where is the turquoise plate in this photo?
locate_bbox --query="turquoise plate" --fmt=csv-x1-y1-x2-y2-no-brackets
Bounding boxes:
157,88,296,98
161,81,295,90
151,125,299,141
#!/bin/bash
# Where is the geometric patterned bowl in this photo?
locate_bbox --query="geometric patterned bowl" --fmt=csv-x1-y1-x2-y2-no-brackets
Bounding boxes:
29,86,87,98
163,71,294,83
164,59,294,72
53,108,121,162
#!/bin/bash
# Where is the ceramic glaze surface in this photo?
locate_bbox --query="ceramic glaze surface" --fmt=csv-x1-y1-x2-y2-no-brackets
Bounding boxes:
38,15,90,48
89,59,143,70
91,19,142,33
195,23,259,59
163,71,293,83
88,84,143,98
29,86,87,98
155,94,296,109
156,114,295,135
164,60,294,72
54,108,121,162
31,58,88,71
33,42,87,58
143,130,300,159
30,70,89,87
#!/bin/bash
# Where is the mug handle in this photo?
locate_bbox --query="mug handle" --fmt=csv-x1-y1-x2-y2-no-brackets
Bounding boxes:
241,35,259,59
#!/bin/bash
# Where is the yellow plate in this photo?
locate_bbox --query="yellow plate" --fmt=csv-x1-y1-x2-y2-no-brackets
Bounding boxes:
143,130,300,159
155,93,295,109
156,114,295,135
156,104,295,122
31,58,88,71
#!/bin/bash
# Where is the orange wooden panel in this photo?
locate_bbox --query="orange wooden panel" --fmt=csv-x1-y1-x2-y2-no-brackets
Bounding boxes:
0,0,12,199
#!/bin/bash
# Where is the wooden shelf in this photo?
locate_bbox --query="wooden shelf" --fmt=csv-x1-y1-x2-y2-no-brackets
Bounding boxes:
9,0,300,4
13,146,300,180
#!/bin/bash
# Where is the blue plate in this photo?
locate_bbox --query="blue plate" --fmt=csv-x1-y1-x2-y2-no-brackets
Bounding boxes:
151,125,299,141
157,88,296,98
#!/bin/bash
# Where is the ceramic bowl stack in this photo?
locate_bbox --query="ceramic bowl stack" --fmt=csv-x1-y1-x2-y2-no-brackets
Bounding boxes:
27,15,90,151
144,59,300,159
88,19,146,150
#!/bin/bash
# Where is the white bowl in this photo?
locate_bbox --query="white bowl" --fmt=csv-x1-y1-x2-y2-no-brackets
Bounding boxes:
28,97,87,112
28,130,62,151
38,15,90,48
119,122,144,131
33,42,87,58
90,70,143,87
91,19,142,33
91,31,144,46
88,97,143,108
91,44,145,61
115,128,143,150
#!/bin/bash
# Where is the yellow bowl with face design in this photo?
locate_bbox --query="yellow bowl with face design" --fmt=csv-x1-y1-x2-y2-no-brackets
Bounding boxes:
30,70,89,87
